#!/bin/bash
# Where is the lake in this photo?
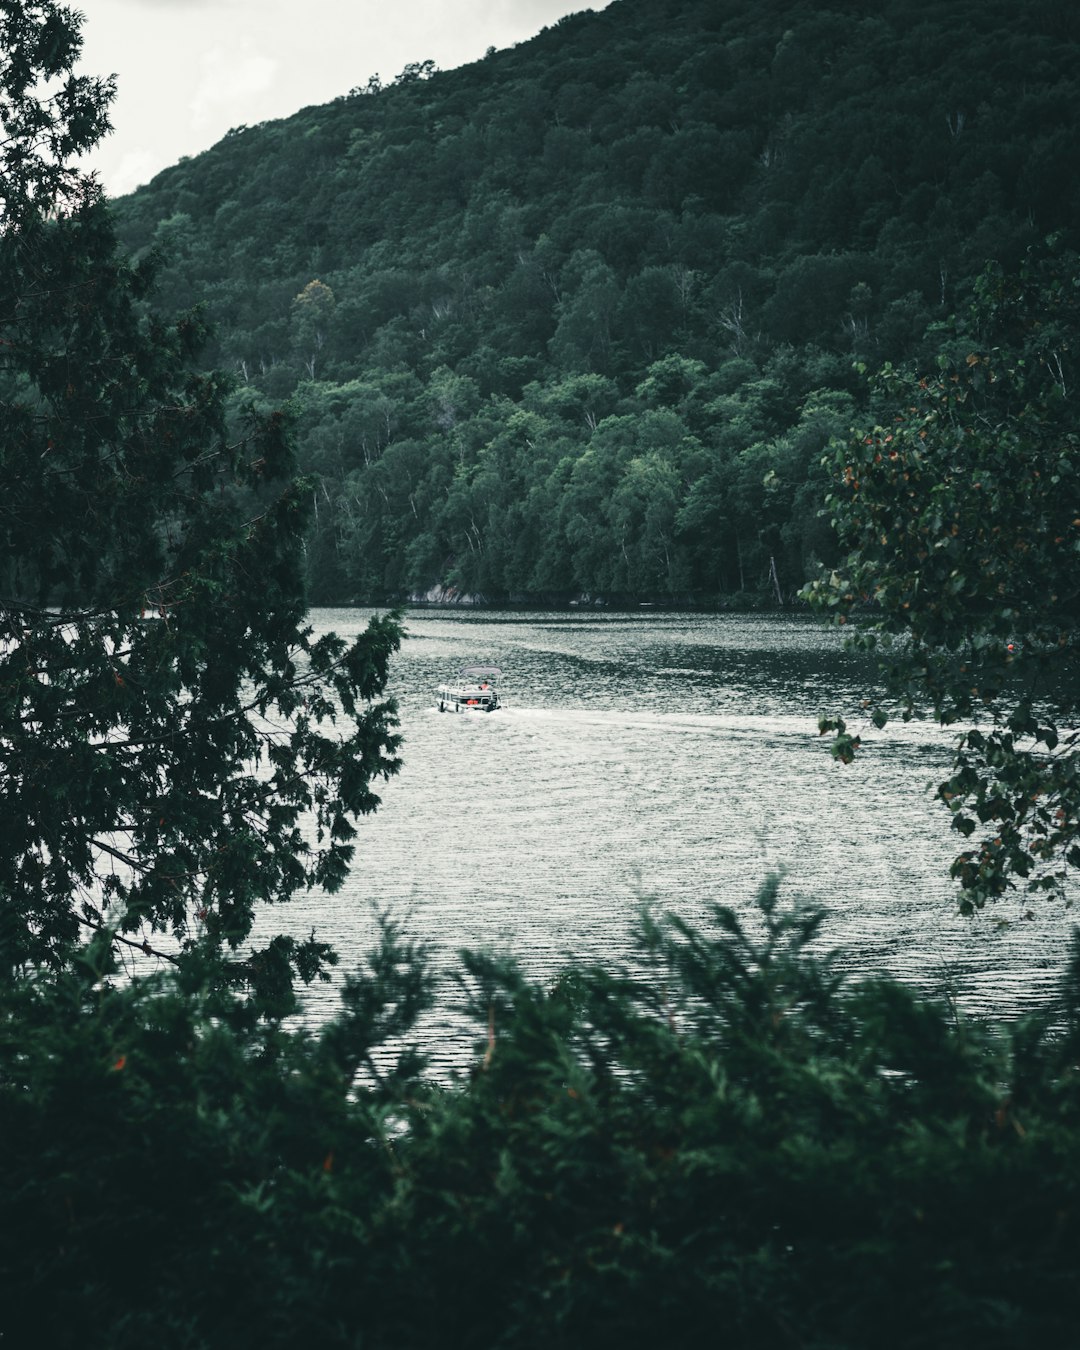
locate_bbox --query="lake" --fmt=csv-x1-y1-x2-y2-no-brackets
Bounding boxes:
263,607,1073,1056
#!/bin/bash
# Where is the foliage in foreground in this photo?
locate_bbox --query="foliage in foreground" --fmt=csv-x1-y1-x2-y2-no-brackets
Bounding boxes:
807,244,1080,910
0,0,403,990
4,881,1080,1350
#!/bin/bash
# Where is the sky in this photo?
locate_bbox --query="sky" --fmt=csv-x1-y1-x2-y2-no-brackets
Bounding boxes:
77,0,613,198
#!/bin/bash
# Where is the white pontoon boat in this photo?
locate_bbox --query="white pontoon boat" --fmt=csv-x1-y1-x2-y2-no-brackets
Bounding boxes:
436,665,502,713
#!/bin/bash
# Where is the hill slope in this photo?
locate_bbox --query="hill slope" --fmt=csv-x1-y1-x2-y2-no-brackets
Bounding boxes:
113,0,1080,603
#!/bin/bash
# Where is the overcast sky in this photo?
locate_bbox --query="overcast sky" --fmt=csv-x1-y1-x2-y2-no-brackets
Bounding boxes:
77,0,613,198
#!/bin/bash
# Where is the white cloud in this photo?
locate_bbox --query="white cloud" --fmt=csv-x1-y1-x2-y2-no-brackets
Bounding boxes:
76,0,615,195
116,0,235,7
189,47,278,129
102,147,160,196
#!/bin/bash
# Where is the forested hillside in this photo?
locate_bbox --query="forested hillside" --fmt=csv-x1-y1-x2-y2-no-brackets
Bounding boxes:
112,0,1080,604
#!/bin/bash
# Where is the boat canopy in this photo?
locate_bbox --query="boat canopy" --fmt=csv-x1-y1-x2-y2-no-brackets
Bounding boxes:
459,664,501,680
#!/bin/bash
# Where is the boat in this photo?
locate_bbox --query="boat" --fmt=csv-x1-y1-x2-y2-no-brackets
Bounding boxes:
436,665,503,713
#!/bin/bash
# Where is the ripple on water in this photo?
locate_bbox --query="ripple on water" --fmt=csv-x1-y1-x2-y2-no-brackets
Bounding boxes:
259,609,1074,1053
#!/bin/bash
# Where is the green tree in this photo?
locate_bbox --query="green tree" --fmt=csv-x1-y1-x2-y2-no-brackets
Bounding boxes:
8,882,1080,1347
0,0,113,218
97,0,1080,605
806,247,1080,910
291,278,336,379
609,449,685,593
549,250,621,373
0,2,402,991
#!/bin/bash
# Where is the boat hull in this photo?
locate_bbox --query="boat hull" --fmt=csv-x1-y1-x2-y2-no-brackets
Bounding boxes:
436,685,500,713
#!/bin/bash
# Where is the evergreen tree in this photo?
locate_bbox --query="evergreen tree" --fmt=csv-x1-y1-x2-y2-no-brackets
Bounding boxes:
0,1,402,994
6,882,1080,1348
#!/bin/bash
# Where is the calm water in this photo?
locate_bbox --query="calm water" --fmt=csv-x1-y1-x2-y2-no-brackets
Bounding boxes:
264,608,1072,1049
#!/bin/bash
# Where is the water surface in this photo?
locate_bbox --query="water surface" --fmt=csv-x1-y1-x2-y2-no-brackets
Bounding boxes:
268,608,1071,1048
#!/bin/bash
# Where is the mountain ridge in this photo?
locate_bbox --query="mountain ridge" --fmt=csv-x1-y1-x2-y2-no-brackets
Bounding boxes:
112,0,1080,603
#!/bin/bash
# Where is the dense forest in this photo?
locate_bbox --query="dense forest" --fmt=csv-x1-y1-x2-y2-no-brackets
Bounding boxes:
7,7,1080,1342
112,0,1080,604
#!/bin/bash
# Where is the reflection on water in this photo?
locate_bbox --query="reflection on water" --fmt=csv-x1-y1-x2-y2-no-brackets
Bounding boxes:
261,608,1073,1049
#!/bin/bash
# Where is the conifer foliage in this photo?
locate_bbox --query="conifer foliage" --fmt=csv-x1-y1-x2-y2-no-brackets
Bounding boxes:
5,885,1080,1348
0,1,402,984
